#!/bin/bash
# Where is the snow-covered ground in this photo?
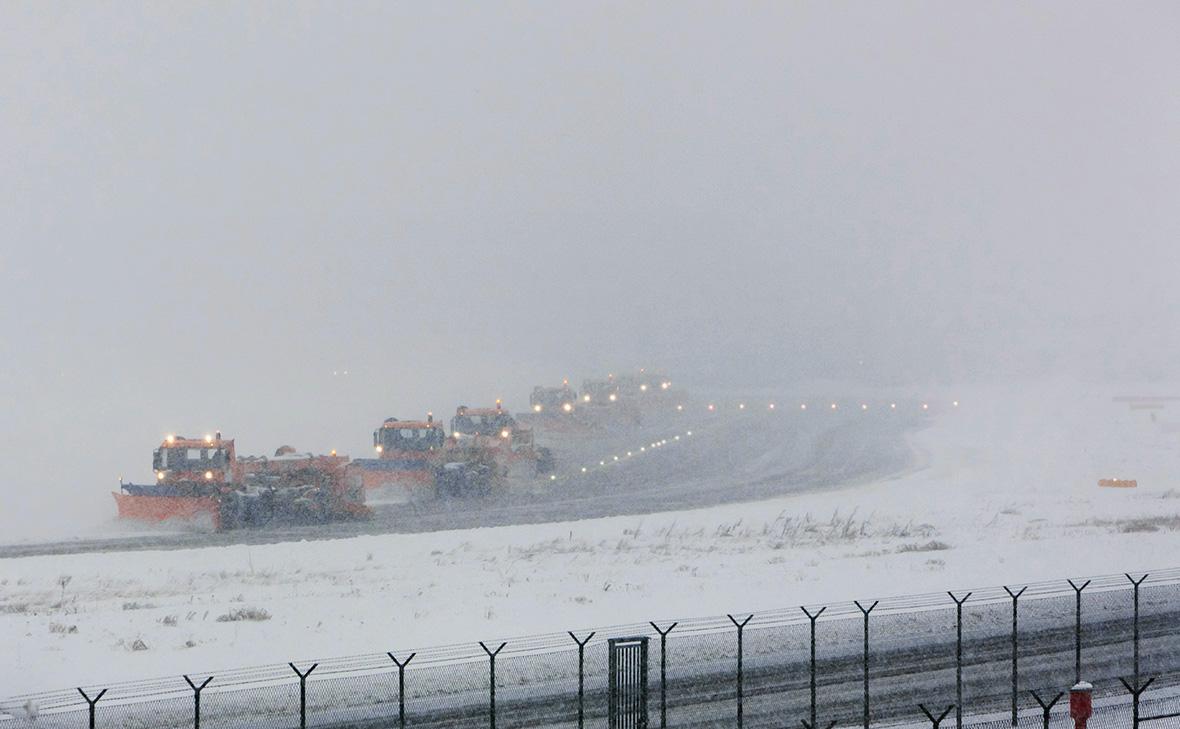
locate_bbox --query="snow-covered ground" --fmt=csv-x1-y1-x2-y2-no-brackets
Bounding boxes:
3,378,1179,697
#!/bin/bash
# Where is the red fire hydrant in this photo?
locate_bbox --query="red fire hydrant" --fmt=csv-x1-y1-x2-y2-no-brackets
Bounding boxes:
1071,682,1093,729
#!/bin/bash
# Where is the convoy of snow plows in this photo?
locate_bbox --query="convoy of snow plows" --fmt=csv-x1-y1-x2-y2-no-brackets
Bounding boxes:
113,372,678,531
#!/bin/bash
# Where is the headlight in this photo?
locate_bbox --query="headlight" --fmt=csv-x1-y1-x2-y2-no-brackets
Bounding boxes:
640,384,648,392
501,429,510,438
661,382,670,390
156,471,165,480
582,394,591,402
204,434,213,443
609,393,617,402
165,434,175,444
533,404,543,412
204,471,213,480
375,445,384,453
562,403,573,412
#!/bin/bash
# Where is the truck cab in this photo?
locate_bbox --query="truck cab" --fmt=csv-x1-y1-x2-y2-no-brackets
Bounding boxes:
150,433,236,490
374,416,447,455
451,403,518,439
529,382,578,414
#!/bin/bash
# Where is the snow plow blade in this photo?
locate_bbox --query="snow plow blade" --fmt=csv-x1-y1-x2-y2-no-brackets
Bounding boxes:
112,491,221,530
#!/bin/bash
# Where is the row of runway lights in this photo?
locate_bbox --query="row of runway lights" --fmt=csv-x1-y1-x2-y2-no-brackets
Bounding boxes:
690,399,957,412
548,429,695,482
548,399,959,481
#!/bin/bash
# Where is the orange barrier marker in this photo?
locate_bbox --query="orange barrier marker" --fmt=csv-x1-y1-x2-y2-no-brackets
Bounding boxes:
1098,478,1137,488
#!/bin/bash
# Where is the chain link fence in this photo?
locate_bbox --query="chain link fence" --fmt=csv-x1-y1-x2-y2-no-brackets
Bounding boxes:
4,568,1180,729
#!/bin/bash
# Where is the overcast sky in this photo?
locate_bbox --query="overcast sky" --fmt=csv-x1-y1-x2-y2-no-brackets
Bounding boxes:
2,2,1178,527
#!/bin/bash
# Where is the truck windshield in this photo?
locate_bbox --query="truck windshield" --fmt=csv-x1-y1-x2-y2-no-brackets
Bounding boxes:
452,413,514,436
154,446,229,471
531,388,575,407
379,428,444,451
582,381,617,400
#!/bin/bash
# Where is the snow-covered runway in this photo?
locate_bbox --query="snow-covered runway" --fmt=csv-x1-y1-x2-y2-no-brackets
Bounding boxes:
0,398,919,558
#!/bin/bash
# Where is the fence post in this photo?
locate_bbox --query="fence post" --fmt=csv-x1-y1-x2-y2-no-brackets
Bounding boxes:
183,675,213,729
650,622,677,729
387,652,416,729
948,592,972,729
289,662,318,729
76,688,107,729
1003,587,1027,727
480,641,507,729
1029,691,1063,729
1120,676,1156,729
1067,579,1090,684
1126,573,1149,689
801,606,827,729
568,632,595,729
651,618,679,726
728,614,753,729
854,600,878,729
919,704,956,729
801,720,838,729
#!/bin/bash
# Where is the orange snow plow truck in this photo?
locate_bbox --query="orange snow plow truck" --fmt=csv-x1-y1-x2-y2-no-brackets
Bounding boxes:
450,403,554,472
113,434,369,530
346,415,448,502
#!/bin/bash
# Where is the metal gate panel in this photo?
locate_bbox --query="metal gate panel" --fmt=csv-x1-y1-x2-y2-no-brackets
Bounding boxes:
609,636,649,729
